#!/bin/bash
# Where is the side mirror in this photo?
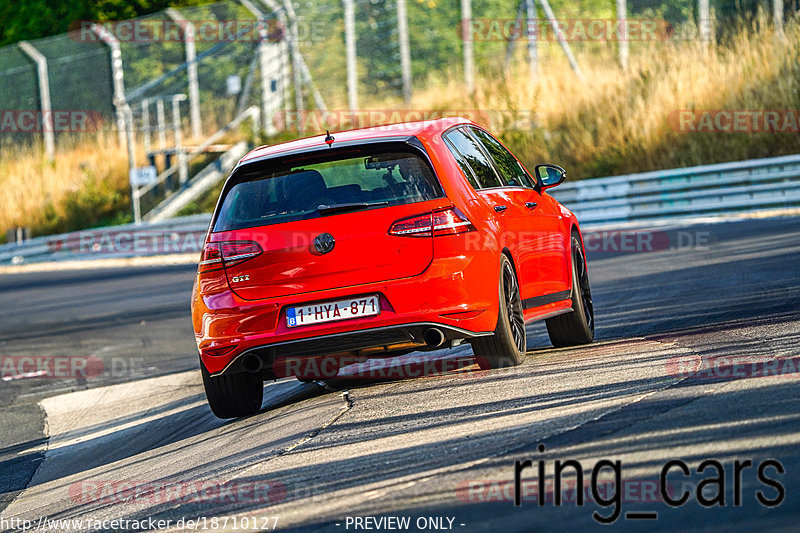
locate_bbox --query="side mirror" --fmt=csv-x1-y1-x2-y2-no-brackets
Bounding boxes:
534,164,567,190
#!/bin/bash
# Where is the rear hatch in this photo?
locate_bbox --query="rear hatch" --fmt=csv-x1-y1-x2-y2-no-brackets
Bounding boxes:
208,142,449,300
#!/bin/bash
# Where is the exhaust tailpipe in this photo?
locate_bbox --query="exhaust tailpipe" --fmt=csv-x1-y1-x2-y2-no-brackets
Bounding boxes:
423,328,446,348
242,353,263,373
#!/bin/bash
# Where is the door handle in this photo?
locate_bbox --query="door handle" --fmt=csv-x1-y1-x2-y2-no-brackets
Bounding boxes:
493,205,508,213
525,202,538,210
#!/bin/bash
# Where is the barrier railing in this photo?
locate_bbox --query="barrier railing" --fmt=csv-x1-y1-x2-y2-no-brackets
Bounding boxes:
550,154,800,223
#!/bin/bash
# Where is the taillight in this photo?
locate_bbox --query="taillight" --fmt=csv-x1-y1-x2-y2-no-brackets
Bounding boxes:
199,242,223,273
432,208,477,236
389,207,476,237
219,241,262,267
198,240,262,273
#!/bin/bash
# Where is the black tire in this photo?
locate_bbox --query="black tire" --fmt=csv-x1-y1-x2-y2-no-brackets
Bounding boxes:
470,255,526,370
546,235,594,347
200,359,263,419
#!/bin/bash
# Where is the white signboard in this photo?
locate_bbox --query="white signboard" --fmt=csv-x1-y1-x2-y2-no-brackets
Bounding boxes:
226,74,242,96
129,166,158,187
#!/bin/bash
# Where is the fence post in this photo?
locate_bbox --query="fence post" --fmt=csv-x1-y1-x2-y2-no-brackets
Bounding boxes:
774,0,784,38
616,0,628,70
141,100,152,156
280,0,328,113
256,35,278,136
525,0,538,80
240,0,280,135
91,25,128,148
124,105,141,224
537,0,584,82
156,98,167,151
165,8,202,139
461,0,475,94
281,0,306,120
698,0,711,44
396,0,412,104
18,41,55,161
259,0,328,117
343,0,358,111
504,0,524,67
171,95,189,185
91,24,139,223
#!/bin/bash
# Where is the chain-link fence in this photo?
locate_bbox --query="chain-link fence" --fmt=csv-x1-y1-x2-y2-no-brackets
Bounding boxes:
0,45,46,149
0,0,790,158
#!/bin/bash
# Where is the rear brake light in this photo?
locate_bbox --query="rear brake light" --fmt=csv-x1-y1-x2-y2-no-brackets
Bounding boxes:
199,242,223,272
389,208,476,237
198,241,262,273
220,241,262,267
432,208,477,236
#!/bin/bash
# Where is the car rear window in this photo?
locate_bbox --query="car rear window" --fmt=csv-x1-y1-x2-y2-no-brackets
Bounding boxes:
213,147,442,232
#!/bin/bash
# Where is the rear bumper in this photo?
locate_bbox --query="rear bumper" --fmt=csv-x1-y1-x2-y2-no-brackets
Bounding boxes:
216,322,491,377
193,250,501,375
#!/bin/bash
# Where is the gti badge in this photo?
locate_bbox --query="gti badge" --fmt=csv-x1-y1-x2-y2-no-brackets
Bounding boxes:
313,233,336,255
231,274,249,283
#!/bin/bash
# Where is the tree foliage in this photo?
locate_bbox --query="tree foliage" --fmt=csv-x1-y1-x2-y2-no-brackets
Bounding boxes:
0,0,205,46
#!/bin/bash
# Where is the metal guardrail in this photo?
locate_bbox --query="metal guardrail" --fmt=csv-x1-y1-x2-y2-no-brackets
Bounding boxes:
2,153,800,266
550,154,800,223
0,215,211,265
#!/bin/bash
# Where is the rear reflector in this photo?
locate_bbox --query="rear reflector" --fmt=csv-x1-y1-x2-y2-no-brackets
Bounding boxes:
198,240,262,273
440,309,486,320
202,345,237,357
389,207,476,237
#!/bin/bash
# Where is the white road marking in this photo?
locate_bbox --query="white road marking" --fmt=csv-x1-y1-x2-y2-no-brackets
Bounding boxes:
2,370,48,381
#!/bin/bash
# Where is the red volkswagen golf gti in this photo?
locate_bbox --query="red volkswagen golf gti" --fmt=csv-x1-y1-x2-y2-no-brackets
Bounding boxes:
192,117,593,418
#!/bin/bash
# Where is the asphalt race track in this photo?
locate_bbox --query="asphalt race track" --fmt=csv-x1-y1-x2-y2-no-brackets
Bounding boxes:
1,216,799,532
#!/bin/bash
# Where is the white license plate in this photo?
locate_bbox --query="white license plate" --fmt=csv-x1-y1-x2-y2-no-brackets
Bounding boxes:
286,295,380,327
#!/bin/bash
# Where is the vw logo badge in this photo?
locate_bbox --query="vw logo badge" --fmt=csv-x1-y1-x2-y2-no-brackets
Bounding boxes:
313,233,336,255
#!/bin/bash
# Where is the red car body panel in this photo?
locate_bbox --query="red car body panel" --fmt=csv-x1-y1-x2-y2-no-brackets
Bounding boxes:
191,117,585,376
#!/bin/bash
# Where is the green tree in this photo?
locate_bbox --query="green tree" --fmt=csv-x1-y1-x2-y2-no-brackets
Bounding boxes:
0,0,205,46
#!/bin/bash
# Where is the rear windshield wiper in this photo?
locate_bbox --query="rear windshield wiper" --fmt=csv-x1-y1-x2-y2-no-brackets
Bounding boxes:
317,201,389,216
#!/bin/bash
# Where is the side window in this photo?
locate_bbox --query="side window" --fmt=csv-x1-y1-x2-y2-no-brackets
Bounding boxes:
443,128,503,189
470,128,535,188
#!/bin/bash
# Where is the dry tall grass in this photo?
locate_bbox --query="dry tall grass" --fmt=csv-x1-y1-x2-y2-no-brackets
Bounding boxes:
0,136,130,238
406,17,800,178
2,18,798,238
